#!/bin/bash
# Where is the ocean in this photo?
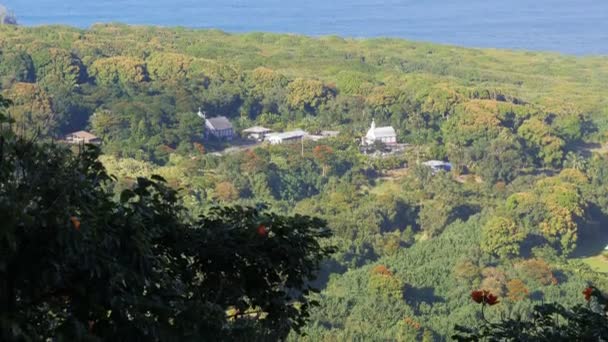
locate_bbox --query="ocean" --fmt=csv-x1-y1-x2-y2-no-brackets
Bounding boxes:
2,0,608,55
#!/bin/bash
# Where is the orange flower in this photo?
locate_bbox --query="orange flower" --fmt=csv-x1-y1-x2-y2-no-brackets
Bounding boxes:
583,287,594,302
257,224,267,237
471,290,500,305
485,293,500,306
471,290,485,304
70,216,81,231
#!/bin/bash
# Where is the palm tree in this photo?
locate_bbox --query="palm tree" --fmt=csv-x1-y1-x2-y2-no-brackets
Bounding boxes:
563,151,587,171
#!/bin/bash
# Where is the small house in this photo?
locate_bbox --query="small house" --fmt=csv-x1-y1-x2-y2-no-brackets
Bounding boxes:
364,120,397,145
242,126,272,141
265,130,307,145
64,131,101,145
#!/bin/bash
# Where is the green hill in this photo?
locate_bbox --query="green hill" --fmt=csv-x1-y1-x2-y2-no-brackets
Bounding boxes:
1,24,607,340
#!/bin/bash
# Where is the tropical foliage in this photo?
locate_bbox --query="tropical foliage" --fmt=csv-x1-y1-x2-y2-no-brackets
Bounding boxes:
0,102,333,341
0,24,607,339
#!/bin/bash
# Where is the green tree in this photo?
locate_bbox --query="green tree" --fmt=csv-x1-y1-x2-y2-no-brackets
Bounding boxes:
30,48,86,90
89,109,126,141
418,199,452,238
4,82,56,136
476,133,526,183
563,151,587,171
0,125,333,340
518,118,565,168
287,78,334,112
146,52,194,82
335,70,373,95
214,180,239,202
480,216,525,259
368,265,404,299
0,51,35,85
536,174,586,255
90,56,149,88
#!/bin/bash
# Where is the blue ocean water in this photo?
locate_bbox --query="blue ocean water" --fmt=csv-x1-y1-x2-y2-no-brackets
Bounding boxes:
2,0,608,55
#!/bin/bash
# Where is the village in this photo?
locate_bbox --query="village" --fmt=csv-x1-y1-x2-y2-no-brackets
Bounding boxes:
62,108,452,174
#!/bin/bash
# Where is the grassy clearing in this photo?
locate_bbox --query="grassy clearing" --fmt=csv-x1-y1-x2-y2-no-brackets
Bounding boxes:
369,179,401,196
582,255,608,273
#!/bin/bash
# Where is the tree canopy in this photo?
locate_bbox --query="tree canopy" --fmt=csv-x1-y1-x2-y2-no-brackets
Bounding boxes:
0,106,333,340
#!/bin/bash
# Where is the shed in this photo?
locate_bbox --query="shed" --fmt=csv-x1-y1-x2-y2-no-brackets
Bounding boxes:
242,126,273,141
265,130,308,145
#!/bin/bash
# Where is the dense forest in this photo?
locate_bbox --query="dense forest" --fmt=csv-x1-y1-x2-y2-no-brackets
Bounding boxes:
1,24,608,340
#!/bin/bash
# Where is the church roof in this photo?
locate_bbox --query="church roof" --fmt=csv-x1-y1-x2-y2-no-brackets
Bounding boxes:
206,116,233,130
367,125,396,139
372,126,396,138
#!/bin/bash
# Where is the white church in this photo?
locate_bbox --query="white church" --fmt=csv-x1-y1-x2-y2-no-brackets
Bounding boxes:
363,120,397,145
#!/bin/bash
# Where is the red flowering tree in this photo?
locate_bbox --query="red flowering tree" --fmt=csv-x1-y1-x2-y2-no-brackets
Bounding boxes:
368,265,404,299
470,290,500,306
312,145,334,177
454,286,608,341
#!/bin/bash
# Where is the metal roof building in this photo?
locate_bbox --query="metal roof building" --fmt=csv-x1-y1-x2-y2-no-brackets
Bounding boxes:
265,130,307,144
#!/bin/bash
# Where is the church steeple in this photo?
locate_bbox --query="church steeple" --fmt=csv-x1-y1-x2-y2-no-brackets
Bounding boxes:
371,119,376,131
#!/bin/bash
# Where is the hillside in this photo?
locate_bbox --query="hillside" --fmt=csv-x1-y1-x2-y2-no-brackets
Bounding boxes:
1,24,607,340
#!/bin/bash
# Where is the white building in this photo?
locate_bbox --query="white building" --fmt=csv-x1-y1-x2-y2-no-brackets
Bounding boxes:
364,120,397,145
242,126,272,141
265,130,307,145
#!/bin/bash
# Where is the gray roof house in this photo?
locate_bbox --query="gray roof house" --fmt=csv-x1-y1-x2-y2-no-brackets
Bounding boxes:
199,107,234,140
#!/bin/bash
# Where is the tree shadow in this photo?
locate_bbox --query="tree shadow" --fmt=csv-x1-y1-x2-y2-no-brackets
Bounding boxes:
519,234,551,259
404,285,445,313
553,270,568,284
311,259,348,290
452,204,481,223
529,290,545,301
571,203,608,258
571,142,602,158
